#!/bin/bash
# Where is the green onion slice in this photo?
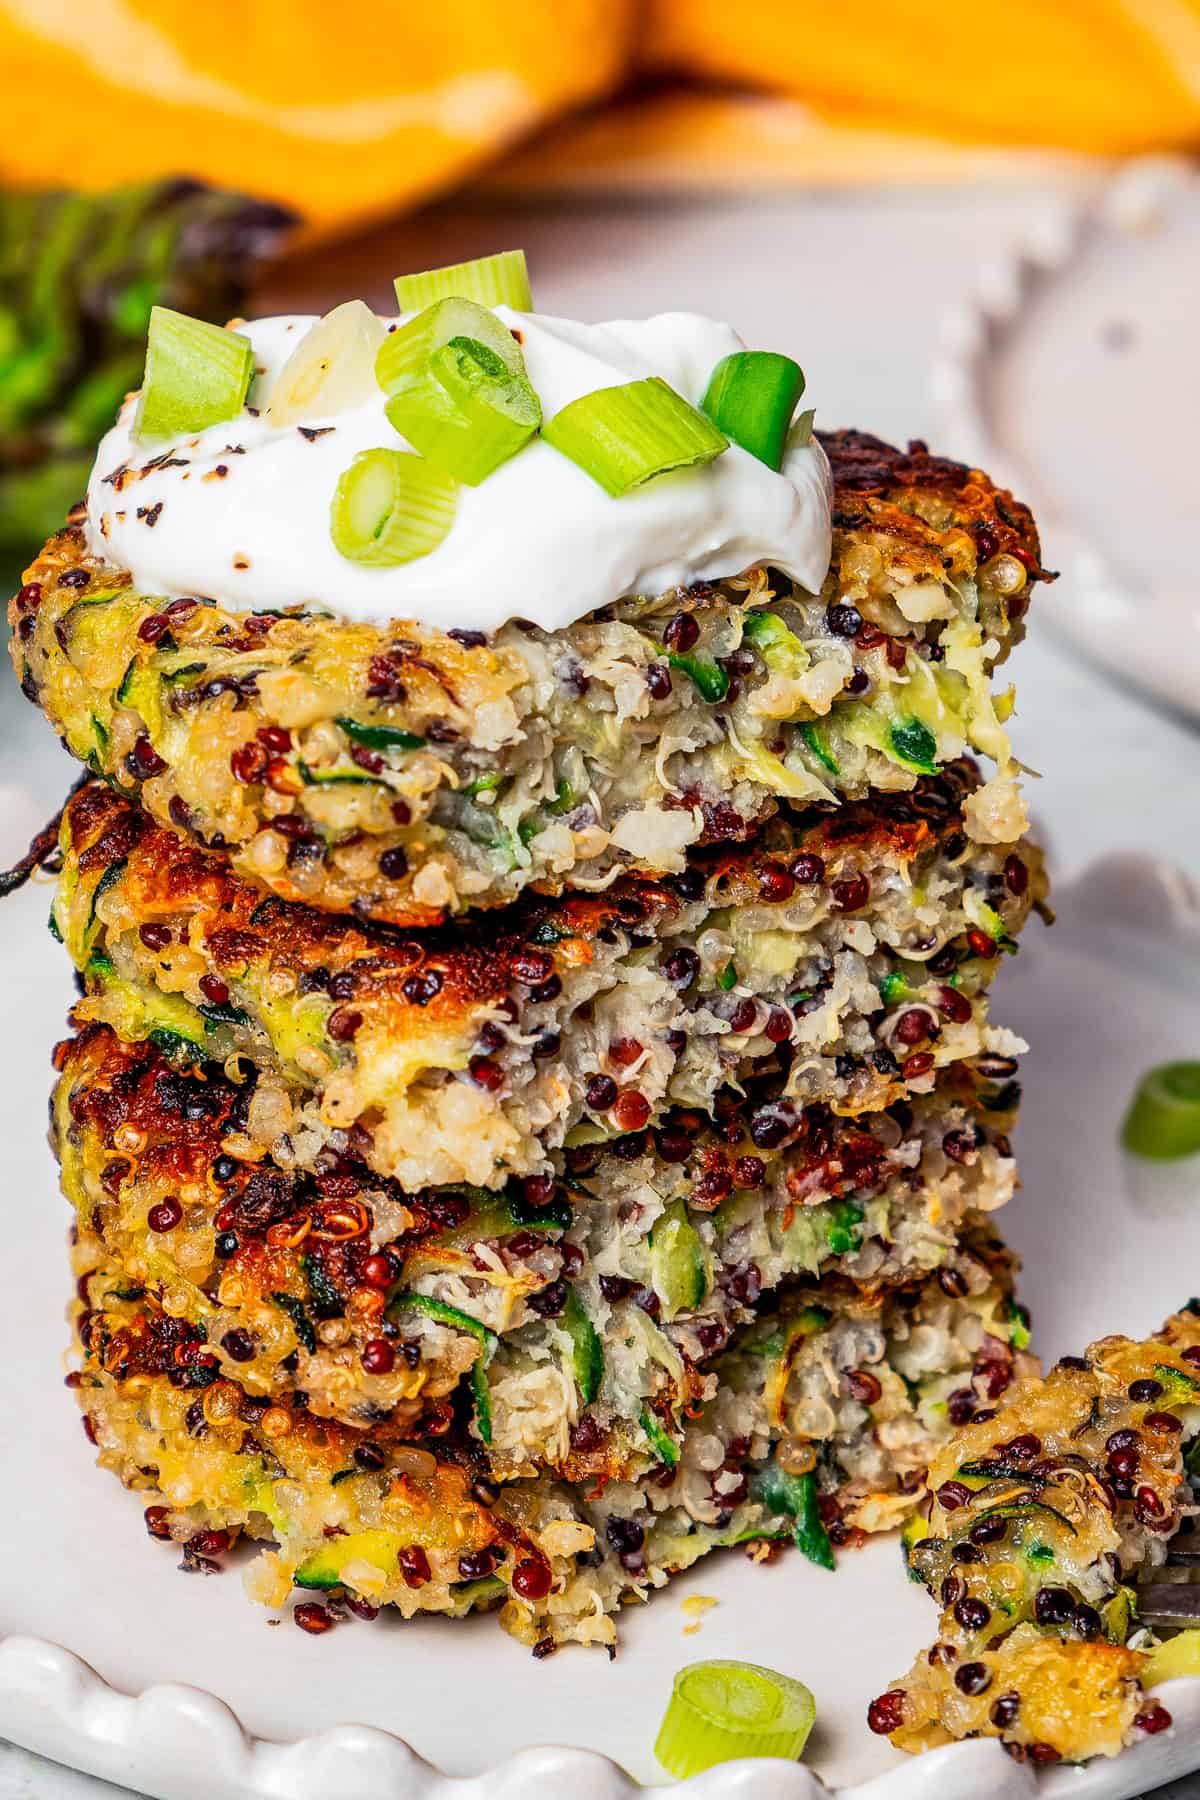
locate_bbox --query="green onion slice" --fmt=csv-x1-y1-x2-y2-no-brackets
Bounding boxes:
330,448,457,567
655,1660,816,1778
376,298,541,486
1122,1061,1200,1161
792,407,816,447
132,306,254,443
543,377,728,497
701,351,806,471
267,299,385,427
394,250,532,314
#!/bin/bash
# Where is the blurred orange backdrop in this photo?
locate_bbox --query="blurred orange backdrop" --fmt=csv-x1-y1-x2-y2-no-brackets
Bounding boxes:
2,0,1199,232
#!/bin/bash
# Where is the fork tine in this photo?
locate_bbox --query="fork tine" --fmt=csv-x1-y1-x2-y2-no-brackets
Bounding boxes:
1137,1584,1200,1627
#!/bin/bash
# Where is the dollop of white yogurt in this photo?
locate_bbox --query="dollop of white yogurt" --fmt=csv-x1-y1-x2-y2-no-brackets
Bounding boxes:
85,308,832,634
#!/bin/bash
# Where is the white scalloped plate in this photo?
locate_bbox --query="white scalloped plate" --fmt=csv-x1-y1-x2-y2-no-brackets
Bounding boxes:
933,157,1200,722
3,851,1200,1800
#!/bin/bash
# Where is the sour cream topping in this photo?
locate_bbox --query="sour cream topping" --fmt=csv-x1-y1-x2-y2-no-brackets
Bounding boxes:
86,308,832,634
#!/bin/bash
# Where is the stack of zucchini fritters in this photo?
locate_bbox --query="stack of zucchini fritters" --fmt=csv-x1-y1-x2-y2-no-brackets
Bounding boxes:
11,429,1053,1653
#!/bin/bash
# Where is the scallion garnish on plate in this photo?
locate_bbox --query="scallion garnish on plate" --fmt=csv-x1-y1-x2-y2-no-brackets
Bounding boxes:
701,350,806,471
655,1660,816,1777
1122,1061,1200,1161
394,249,533,313
376,298,541,486
329,447,457,567
542,377,728,497
132,307,254,443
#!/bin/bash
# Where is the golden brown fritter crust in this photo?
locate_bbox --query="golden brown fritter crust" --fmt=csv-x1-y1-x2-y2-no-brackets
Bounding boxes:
49,765,1043,1190
58,760,1028,1043
820,429,1051,599
54,1018,1021,1453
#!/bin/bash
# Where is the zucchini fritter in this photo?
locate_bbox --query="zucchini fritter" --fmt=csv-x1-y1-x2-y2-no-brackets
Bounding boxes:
872,1308,1200,1763
55,1023,1019,1465
12,432,1048,924
72,1224,1027,1651
55,765,1041,1190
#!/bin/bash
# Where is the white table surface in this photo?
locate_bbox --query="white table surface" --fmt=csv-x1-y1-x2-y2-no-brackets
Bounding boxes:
2,180,1198,1800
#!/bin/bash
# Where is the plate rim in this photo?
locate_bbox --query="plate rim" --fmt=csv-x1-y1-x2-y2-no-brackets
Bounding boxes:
931,153,1200,723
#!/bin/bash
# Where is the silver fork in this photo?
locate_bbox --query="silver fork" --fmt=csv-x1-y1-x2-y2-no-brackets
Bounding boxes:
1138,1531,1200,1628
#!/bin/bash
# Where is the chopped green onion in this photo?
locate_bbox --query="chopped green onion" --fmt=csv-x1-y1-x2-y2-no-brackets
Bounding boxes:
543,377,728,497
330,447,457,567
651,1201,708,1320
394,250,533,313
889,716,938,773
132,306,254,443
700,351,806,471
335,717,424,752
792,407,816,447
376,298,540,486
655,1660,816,1778
1122,1062,1200,1161
267,300,385,427
668,652,729,703
718,961,738,991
